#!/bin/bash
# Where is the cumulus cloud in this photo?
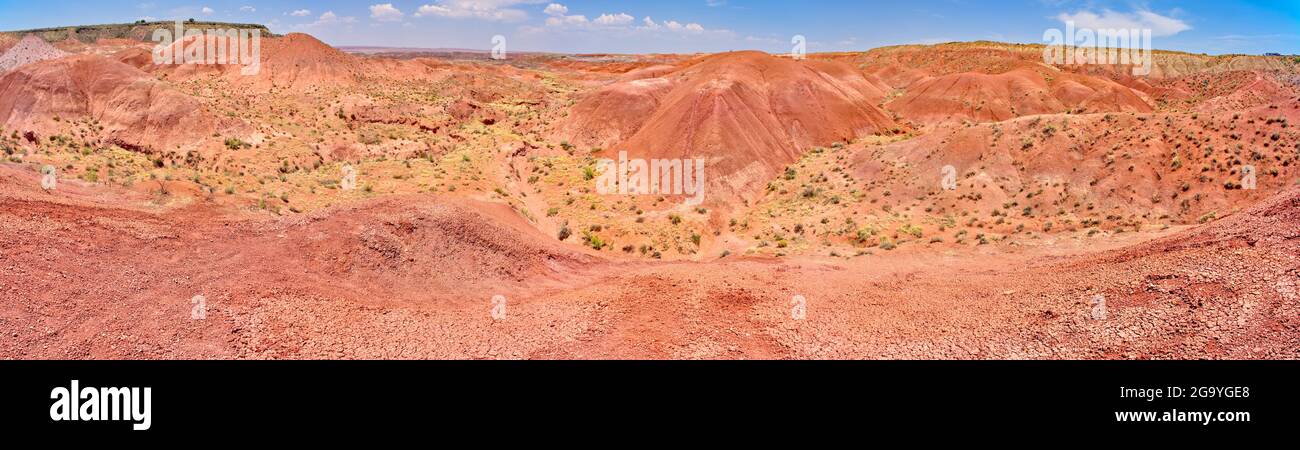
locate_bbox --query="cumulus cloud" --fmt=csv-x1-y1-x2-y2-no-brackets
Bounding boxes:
307,11,356,26
543,3,567,16
539,6,710,35
370,3,405,22
201,6,213,15
545,14,587,27
240,6,255,12
290,9,312,17
593,13,634,26
1056,9,1191,37
414,0,540,22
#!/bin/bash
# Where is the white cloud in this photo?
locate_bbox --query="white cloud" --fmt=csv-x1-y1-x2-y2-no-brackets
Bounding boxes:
593,13,634,26
1056,9,1191,37
532,6,719,37
201,6,213,15
413,0,539,22
543,3,567,16
240,6,255,12
545,14,587,27
290,9,312,17
306,11,356,27
370,3,405,21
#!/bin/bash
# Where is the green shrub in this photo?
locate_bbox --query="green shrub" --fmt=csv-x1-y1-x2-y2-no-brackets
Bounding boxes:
898,224,923,239
223,137,250,150
583,231,605,250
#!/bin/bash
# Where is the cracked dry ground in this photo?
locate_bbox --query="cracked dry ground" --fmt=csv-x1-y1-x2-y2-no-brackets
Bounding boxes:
1,167,1297,359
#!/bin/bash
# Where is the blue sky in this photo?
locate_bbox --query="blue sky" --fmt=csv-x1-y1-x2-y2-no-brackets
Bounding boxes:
1,1,1297,54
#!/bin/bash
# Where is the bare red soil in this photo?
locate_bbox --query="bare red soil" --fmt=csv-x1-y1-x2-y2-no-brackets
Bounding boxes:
0,165,1294,359
0,36,1297,360
889,67,1153,123
0,54,237,153
555,51,898,204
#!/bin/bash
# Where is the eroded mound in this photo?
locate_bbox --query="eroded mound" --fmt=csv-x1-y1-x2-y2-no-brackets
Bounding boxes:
889,67,1152,124
555,51,898,203
0,54,229,152
257,33,365,90
121,32,367,92
850,108,1299,234
278,197,599,296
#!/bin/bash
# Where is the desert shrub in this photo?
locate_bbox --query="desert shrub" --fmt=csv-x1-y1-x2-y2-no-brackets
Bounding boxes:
878,237,896,250
855,226,878,243
583,232,605,250
898,224,923,238
224,137,250,150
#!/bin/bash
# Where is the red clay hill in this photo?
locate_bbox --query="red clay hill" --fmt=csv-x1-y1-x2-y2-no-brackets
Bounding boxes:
0,54,232,152
888,67,1153,124
554,51,898,204
114,32,367,92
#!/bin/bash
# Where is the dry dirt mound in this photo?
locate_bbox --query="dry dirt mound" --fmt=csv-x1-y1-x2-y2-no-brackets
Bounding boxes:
888,67,1152,124
555,51,898,204
123,32,366,92
851,107,1299,231
0,54,228,152
1193,72,1297,113
1120,184,1300,257
0,35,68,73
256,33,364,90
126,32,459,92
274,196,600,297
